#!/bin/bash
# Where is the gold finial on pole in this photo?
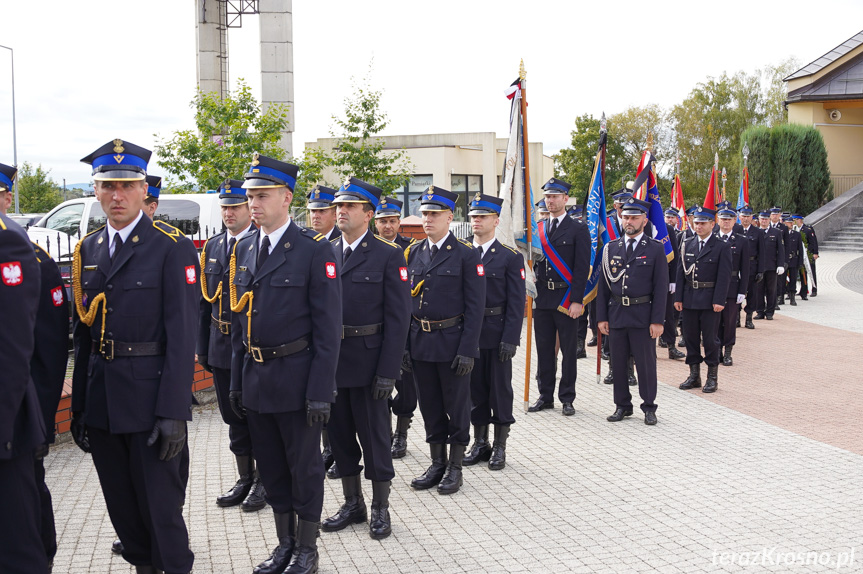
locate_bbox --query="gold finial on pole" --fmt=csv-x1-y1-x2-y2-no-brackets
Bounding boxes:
646,131,654,153
714,152,719,169
721,167,727,198
519,59,526,80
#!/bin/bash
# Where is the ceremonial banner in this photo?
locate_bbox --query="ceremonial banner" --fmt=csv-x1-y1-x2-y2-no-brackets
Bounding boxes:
632,151,674,261
671,173,687,231
582,131,611,304
703,165,719,210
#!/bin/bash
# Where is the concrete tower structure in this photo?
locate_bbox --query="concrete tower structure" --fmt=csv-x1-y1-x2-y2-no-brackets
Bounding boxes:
195,0,294,155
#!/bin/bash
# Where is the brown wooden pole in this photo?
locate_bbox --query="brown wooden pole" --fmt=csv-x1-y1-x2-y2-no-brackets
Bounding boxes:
520,66,534,413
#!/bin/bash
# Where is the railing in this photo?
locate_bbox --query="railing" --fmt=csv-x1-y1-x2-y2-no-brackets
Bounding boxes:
831,175,863,197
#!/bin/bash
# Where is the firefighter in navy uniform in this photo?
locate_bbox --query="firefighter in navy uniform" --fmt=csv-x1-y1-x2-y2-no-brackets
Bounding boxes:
373,196,418,458
321,178,410,540
144,174,161,219
737,205,765,329
715,205,750,366
799,215,819,297
197,179,266,512
597,198,668,425
406,186,485,495
782,214,805,306
529,178,591,416
462,194,526,470
71,140,198,574
754,211,785,320
229,154,341,574
0,210,50,574
660,208,685,360
674,206,732,394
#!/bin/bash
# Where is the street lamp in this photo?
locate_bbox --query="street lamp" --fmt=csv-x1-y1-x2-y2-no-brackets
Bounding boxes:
0,44,18,214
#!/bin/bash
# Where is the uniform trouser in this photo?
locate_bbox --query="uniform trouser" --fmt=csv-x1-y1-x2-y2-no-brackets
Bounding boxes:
34,456,56,560
587,300,598,336
413,360,471,446
533,308,578,404
0,453,49,574
610,327,657,413
810,259,817,290
681,308,722,366
756,270,778,314
390,366,417,418
799,266,808,294
211,367,253,456
469,347,515,426
744,272,759,314
719,298,739,346
786,266,799,297
661,291,677,345
578,303,590,341
246,409,323,521
328,386,394,482
88,427,193,573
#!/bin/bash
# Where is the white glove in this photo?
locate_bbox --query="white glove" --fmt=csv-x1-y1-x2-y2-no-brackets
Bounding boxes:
736,294,745,305
668,283,676,294
777,266,785,275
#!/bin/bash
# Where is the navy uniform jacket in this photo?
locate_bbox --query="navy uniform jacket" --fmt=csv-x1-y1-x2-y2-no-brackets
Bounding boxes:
230,222,341,413
406,233,485,362
801,224,818,255
666,225,680,283
31,243,70,443
0,213,46,459
760,226,786,270
674,235,732,309
534,215,591,310
332,231,411,387
597,236,668,329
784,228,804,267
197,229,257,370
720,233,750,298
392,233,414,251
468,237,526,349
72,216,199,433
739,225,766,274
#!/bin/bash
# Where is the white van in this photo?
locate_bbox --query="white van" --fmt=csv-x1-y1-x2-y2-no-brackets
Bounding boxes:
28,193,224,259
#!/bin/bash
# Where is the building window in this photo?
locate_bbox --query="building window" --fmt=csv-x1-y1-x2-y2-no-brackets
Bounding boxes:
451,174,482,221
403,174,434,217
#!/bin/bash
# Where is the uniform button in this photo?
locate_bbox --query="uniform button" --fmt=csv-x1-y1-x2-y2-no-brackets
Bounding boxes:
253,337,260,343
253,282,260,289
107,332,113,338
107,308,113,313
423,287,429,292
4,442,10,450
252,310,259,315
221,312,228,318
136,281,143,287
106,284,113,291
423,302,428,306
426,274,430,278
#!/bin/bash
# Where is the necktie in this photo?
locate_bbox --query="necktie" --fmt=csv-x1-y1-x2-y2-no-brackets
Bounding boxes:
476,245,484,259
626,238,635,260
227,237,237,258
722,234,728,242
111,234,123,263
343,246,352,264
430,244,439,260
257,236,271,268
698,240,705,254
549,218,558,237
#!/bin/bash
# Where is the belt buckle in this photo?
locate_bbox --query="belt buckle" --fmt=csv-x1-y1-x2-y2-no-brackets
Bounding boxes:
621,296,630,306
692,280,699,289
250,346,264,363
219,321,230,335
548,280,556,290
101,339,115,362
420,319,432,332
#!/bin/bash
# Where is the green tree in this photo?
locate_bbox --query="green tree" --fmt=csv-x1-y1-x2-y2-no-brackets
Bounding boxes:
312,70,413,195
553,114,630,201
17,162,63,213
761,57,800,127
154,79,289,192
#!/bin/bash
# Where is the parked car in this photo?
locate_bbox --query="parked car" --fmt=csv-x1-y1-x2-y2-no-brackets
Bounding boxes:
7,213,45,229
28,193,224,260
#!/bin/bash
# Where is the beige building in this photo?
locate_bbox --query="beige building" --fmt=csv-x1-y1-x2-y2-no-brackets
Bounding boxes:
304,132,554,221
786,30,863,197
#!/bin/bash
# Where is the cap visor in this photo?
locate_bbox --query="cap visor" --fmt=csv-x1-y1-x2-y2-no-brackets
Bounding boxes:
220,197,249,206
243,177,288,189
419,203,451,212
375,211,401,219
93,170,146,181
332,194,369,205
307,203,336,210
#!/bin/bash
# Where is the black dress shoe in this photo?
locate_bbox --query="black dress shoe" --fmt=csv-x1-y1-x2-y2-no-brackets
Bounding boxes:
668,347,685,360
326,461,342,480
658,338,668,348
677,337,686,348
811,289,817,297
242,473,267,512
587,336,597,347
254,512,296,574
800,294,808,301
112,539,123,555
627,373,637,387
411,444,447,490
575,347,587,359
437,445,465,495
600,349,610,360
603,371,614,384
766,314,773,320
322,475,367,532
754,312,765,320
217,455,255,507
527,398,554,412
679,363,702,389
644,412,657,425
606,407,633,422
703,364,719,393
561,402,575,416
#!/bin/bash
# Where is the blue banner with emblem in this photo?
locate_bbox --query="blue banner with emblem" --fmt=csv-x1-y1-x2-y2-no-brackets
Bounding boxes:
582,139,610,305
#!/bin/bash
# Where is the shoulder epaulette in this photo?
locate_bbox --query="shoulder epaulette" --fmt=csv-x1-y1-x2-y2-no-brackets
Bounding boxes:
31,242,53,262
84,225,105,239
153,220,183,242
404,241,416,261
330,236,340,245
500,243,518,255
374,235,399,249
457,238,473,249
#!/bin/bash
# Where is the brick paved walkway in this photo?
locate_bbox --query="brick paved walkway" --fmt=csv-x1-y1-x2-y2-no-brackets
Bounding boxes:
45,251,863,573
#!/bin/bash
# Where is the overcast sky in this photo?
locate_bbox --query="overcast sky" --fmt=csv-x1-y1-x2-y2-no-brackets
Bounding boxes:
1,0,862,187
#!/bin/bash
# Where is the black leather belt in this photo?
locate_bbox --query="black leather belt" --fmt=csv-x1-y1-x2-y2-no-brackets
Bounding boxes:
546,281,568,290
687,279,716,289
612,294,652,306
342,324,382,338
92,341,166,362
484,307,503,316
412,315,463,332
211,315,230,335
244,337,309,363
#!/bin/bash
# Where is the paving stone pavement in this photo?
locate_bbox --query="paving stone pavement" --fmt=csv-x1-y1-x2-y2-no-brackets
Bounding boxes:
46,251,863,573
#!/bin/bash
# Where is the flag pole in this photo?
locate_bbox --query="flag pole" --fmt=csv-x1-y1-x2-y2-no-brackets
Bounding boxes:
713,152,719,206
721,167,727,203
596,112,607,384
519,60,534,413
